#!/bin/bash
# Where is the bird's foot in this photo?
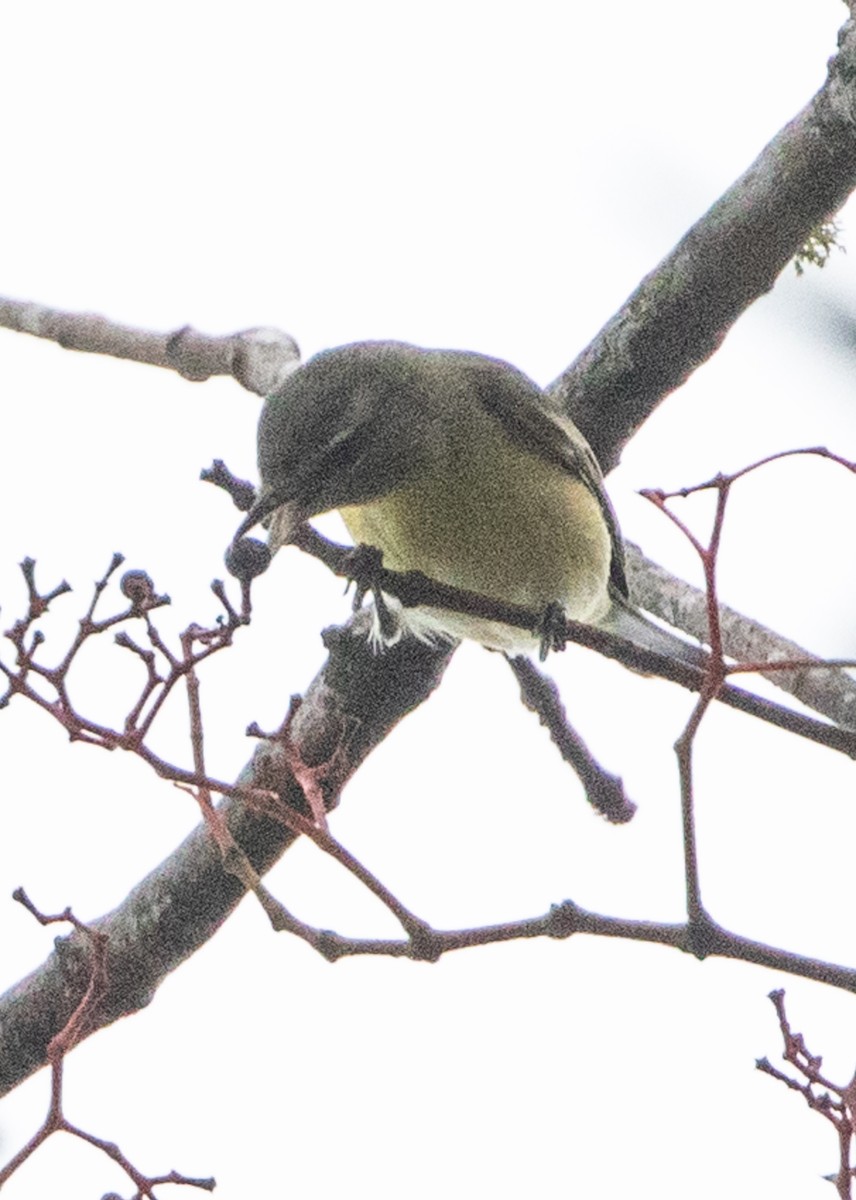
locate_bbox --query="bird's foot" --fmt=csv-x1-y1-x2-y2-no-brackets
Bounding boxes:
532,601,568,662
342,543,399,643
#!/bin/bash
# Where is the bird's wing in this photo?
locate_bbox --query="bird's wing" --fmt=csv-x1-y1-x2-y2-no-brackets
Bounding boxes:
463,355,629,599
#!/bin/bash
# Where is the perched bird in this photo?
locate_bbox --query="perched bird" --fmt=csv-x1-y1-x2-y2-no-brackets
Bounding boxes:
236,340,702,663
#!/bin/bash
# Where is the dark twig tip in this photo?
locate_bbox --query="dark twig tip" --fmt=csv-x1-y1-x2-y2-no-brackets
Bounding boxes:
201,459,257,512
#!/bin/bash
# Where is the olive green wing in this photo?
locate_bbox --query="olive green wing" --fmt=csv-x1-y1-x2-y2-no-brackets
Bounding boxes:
459,354,628,600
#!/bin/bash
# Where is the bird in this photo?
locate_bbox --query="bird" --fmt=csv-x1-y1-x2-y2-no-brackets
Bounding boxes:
235,340,704,664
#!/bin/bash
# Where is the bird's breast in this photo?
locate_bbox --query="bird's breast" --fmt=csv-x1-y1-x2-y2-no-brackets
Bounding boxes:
339,420,612,652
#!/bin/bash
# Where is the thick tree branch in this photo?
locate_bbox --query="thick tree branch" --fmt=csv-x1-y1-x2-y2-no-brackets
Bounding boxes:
0,627,452,1098
625,543,856,730
548,10,856,471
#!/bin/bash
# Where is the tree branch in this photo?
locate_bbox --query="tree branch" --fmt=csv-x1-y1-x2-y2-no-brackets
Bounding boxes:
0,626,453,1098
547,8,856,471
0,297,300,398
626,542,856,730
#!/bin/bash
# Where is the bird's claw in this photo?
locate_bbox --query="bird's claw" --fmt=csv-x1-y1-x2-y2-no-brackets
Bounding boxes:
533,601,568,662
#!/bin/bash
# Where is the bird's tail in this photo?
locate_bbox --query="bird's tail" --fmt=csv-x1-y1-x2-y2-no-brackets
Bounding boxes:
602,595,710,672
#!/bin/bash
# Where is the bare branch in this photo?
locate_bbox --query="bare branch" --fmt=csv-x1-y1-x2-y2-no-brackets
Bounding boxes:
626,543,856,731
0,625,453,1098
758,990,856,1197
0,894,213,1195
505,655,636,823
548,11,856,470
0,296,300,397
632,444,856,727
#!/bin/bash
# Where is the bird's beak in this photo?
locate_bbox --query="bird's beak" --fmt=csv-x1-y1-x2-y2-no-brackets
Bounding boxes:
233,488,307,552
232,486,285,541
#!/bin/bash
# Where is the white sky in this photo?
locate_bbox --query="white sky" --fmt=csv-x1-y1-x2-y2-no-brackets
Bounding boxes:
1,2,856,1197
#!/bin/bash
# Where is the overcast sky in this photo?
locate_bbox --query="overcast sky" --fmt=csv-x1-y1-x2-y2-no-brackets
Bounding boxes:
1,3,856,1197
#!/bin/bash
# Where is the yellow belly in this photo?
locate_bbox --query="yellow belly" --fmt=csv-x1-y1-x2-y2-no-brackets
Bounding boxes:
339,425,612,652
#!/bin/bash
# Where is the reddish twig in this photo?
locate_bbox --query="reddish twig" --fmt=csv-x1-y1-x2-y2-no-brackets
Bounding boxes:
757,989,856,1198
643,449,856,937
0,891,214,1196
